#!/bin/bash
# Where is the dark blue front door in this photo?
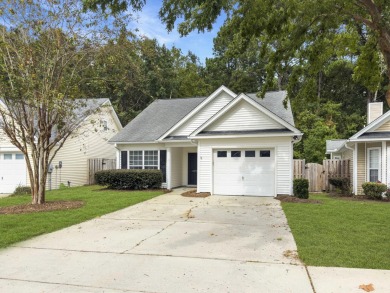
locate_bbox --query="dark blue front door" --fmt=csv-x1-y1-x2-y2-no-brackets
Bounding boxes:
188,153,197,185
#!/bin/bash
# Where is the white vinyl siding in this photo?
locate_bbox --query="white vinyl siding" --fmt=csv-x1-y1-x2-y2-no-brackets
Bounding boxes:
169,147,183,188
49,107,121,189
205,100,285,131
374,119,390,132
367,147,381,182
197,137,293,195
172,92,234,136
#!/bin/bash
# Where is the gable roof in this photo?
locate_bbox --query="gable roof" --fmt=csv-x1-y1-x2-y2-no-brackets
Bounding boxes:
350,110,390,140
109,97,206,143
158,85,236,140
326,139,347,154
110,88,299,144
74,98,122,130
246,91,294,126
190,93,300,137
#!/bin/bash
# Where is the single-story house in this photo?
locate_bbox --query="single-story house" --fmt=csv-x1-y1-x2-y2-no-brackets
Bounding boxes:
326,102,390,195
110,86,302,197
0,98,122,193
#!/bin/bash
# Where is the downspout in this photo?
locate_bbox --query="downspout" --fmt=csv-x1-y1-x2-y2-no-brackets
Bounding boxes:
344,140,356,195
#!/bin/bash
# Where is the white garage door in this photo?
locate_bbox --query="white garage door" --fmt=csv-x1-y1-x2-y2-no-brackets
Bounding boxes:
0,152,27,193
213,149,275,196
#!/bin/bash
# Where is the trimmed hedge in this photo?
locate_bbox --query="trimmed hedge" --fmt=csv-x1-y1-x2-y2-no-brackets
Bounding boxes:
95,169,163,190
293,178,309,199
361,182,387,200
329,177,351,196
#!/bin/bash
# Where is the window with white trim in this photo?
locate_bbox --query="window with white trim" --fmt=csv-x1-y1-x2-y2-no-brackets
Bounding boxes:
367,148,381,182
129,151,143,169
128,150,159,170
144,150,158,169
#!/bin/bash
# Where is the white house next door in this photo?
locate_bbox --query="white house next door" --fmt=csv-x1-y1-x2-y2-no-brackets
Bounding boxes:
213,149,275,196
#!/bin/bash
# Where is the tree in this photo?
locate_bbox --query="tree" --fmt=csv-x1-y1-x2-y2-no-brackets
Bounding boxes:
0,0,115,204
80,32,211,124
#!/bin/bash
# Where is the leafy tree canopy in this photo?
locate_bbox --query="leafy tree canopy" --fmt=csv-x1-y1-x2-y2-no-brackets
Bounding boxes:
85,0,390,104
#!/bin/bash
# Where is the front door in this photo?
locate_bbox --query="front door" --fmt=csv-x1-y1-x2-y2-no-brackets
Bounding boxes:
188,153,197,185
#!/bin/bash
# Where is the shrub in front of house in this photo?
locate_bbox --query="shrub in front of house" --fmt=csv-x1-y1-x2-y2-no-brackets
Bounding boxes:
329,177,351,196
293,178,309,199
361,182,387,200
95,169,163,190
11,185,32,196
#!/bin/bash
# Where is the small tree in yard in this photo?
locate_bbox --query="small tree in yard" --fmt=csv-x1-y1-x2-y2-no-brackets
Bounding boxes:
0,0,119,204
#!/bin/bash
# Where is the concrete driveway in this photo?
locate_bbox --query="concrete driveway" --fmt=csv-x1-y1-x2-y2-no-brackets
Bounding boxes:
1,188,388,292
0,188,312,292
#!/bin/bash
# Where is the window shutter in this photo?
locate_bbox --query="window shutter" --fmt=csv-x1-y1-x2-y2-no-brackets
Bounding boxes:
121,151,128,169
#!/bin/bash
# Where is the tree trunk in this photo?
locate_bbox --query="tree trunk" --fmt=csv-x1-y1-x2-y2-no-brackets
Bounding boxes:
31,145,49,204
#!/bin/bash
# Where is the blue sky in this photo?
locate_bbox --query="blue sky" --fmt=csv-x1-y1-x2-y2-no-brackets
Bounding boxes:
128,1,225,64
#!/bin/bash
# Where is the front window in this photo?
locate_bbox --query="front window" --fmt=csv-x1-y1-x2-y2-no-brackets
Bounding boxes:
129,150,159,169
144,150,158,169
129,151,143,169
368,148,380,182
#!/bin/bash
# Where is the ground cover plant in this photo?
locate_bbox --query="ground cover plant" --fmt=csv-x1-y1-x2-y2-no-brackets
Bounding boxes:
281,193,390,270
0,185,162,249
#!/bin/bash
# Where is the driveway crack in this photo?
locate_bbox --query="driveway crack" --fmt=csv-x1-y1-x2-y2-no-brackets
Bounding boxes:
304,265,316,293
123,221,176,253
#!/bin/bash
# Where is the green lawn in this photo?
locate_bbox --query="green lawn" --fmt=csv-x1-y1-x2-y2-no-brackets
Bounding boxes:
0,185,163,249
281,194,390,270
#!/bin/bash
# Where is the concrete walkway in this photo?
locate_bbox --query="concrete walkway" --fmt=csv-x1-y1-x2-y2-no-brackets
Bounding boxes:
0,188,389,292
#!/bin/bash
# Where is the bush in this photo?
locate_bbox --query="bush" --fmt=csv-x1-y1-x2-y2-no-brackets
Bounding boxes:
95,169,163,190
12,185,31,196
361,182,387,200
293,178,309,199
385,189,390,200
329,177,351,196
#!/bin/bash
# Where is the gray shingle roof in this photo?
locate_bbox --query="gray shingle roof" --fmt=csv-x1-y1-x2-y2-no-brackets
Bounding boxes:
109,97,206,143
73,98,109,119
326,140,346,153
357,132,390,139
246,91,294,126
110,90,296,143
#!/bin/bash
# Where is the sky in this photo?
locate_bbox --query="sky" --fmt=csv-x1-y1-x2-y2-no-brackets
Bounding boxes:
128,1,225,64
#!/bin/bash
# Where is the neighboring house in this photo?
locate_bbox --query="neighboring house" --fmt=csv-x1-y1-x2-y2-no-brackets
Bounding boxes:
0,99,122,193
327,102,390,195
110,86,302,197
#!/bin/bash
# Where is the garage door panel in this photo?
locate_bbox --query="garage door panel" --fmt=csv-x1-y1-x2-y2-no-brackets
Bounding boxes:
213,149,275,196
0,152,27,193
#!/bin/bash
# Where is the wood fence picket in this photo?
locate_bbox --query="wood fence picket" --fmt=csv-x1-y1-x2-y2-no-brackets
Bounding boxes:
293,159,350,192
88,158,116,184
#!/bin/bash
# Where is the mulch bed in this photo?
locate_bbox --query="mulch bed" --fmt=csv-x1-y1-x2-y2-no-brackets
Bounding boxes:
0,200,84,215
328,194,390,203
276,195,322,204
181,189,210,198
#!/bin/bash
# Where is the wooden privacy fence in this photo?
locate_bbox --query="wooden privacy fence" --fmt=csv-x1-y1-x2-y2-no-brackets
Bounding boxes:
88,158,116,184
293,159,350,192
